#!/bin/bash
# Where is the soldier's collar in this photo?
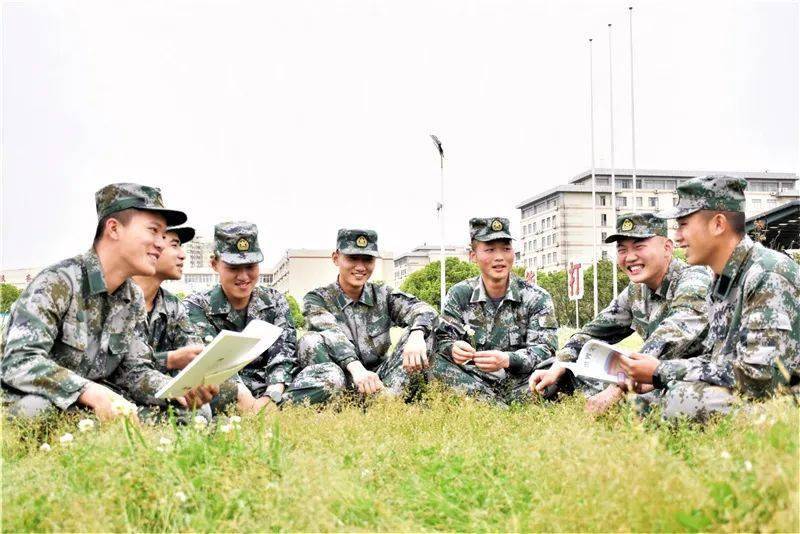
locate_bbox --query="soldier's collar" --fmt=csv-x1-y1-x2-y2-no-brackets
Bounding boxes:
209,285,232,315
151,287,169,317
654,259,683,298
712,236,754,300
335,280,374,309
471,275,520,304
84,248,109,296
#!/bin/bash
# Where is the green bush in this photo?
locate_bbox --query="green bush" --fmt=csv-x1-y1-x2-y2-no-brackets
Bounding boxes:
286,294,306,329
400,257,479,309
0,283,21,313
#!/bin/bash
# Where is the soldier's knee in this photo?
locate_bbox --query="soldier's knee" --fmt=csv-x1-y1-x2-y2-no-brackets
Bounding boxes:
661,382,735,421
297,332,332,366
9,394,57,418
317,362,347,390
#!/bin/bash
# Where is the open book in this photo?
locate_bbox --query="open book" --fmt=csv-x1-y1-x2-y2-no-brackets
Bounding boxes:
155,319,282,399
557,339,631,384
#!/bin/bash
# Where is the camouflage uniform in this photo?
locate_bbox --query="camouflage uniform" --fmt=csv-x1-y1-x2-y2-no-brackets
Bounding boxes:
433,218,558,405
558,213,713,396
143,287,200,374
185,222,299,399
0,183,203,418
654,175,800,420
290,229,437,404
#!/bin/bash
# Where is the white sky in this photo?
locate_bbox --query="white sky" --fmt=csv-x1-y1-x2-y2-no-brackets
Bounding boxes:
2,0,798,270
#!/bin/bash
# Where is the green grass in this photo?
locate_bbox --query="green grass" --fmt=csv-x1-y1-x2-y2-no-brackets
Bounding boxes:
2,329,798,532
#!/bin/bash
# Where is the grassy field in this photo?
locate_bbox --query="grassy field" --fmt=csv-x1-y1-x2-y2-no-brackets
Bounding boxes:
2,330,798,532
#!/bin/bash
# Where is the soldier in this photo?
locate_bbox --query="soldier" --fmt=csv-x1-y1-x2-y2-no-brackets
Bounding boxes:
185,222,298,408
292,229,436,403
432,217,558,406
619,175,799,420
530,212,713,414
132,226,201,374
1,183,219,420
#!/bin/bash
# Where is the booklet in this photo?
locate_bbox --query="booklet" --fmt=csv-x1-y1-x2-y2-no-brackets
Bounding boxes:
556,339,631,384
155,319,282,399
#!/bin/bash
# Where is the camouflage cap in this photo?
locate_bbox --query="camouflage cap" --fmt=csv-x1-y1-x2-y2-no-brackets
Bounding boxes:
469,217,513,242
166,226,195,245
604,212,668,243
657,175,747,219
336,229,379,257
214,221,263,265
95,183,187,226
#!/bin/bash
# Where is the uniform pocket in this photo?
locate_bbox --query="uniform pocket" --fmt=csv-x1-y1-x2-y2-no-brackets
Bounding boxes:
61,322,88,351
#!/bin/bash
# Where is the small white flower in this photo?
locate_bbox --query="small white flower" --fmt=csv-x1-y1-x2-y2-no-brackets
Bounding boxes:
360,469,371,479
39,443,52,452
193,415,208,429
720,450,731,459
159,436,172,446
111,398,136,417
78,418,95,432
155,446,166,453
230,415,242,425
174,491,188,503
744,460,753,472
219,423,233,433
59,433,74,444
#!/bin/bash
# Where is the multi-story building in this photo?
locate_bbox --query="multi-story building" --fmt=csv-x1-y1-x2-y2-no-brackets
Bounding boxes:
268,249,395,303
393,244,471,288
516,169,799,273
0,268,41,290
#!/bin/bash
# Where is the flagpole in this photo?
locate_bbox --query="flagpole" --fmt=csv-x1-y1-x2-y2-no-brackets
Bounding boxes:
430,134,446,312
608,23,618,299
589,38,599,317
629,6,638,208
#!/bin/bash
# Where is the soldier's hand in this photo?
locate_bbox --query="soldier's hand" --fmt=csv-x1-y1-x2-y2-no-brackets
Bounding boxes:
452,340,476,365
166,344,204,370
352,369,384,395
618,352,659,384
530,365,566,394
402,330,429,373
78,383,139,423
178,384,219,409
585,384,624,415
472,350,509,372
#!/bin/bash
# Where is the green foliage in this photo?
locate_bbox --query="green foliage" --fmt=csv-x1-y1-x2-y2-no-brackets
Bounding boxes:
792,251,800,264
285,294,306,329
0,283,21,313
400,257,480,309
2,389,797,531
537,260,630,328
173,291,187,301
673,248,687,261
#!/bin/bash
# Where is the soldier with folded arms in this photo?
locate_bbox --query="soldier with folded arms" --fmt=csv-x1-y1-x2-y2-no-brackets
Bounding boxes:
1,183,220,421
530,213,712,415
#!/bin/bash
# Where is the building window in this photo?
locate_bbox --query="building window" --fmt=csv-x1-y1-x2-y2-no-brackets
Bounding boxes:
617,196,628,207
601,214,608,226
553,252,558,264
752,198,762,206
601,250,608,260
597,195,608,206
532,222,536,233
649,197,658,207
601,231,608,242
636,197,643,207
618,179,631,189
532,239,537,250
541,254,546,265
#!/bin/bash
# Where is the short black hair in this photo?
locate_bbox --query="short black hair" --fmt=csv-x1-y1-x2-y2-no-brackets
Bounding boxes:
93,208,137,245
704,210,745,236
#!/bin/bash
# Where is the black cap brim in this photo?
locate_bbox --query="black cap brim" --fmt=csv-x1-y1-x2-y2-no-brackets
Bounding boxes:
166,226,195,244
138,207,187,227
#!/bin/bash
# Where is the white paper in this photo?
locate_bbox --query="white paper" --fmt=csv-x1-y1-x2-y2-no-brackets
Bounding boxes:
557,339,631,384
155,319,283,399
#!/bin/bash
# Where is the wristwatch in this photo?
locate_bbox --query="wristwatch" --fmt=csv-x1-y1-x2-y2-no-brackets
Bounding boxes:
651,366,665,390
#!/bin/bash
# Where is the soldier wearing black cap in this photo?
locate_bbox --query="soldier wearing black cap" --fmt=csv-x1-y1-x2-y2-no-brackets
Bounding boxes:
1,183,219,420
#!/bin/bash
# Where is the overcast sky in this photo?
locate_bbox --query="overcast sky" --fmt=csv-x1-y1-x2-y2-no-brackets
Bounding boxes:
2,0,798,271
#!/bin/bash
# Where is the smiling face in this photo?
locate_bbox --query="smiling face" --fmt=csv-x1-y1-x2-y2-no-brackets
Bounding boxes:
333,251,375,294
470,239,514,285
154,230,186,281
674,211,714,266
111,210,167,277
212,258,259,307
615,236,673,289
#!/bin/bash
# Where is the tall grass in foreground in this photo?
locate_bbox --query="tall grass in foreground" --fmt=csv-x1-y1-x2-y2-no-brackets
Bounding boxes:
2,389,797,532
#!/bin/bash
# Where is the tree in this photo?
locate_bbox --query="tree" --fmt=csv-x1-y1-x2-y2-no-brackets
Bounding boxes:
0,284,21,314
285,294,306,329
401,257,480,309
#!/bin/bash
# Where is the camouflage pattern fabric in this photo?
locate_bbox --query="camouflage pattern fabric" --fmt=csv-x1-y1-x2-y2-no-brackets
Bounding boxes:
469,217,513,242
656,236,800,401
336,228,380,257
433,274,558,405
0,249,172,413
657,174,747,219
289,280,437,403
604,212,668,243
185,285,298,397
559,259,712,363
94,182,186,226
142,287,201,373
213,221,264,265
